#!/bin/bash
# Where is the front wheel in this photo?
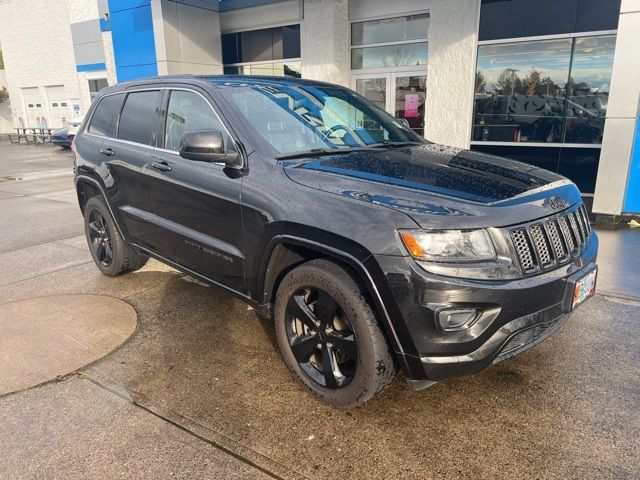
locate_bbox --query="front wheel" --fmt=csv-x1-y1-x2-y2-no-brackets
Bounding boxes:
274,259,396,407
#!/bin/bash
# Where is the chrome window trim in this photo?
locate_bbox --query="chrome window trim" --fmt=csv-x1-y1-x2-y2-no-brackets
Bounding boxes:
470,141,602,149
84,86,242,165
477,29,617,45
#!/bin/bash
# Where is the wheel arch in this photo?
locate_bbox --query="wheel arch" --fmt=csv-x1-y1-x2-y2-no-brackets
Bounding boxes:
259,234,415,375
75,175,127,241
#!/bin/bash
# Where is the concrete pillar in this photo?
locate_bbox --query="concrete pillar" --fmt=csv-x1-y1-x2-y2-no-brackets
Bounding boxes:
151,0,223,76
300,0,350,86
424,0,480,148
593,0,640,215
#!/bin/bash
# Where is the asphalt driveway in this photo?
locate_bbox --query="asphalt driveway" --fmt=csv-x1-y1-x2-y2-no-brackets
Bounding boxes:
0,142,638,479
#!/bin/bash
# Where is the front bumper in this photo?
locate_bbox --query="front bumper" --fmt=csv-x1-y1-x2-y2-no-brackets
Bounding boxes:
374,233,598,385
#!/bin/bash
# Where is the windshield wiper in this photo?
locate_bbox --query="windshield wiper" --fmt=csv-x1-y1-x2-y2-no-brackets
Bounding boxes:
276,147,367,160
275,141,424,160
363,141,424,149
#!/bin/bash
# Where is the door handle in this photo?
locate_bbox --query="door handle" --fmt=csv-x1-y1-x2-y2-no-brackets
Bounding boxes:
151,160,172,172
99,147,115,156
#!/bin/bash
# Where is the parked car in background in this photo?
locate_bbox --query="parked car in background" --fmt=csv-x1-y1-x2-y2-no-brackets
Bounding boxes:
72,75,598,407
51,116,84,148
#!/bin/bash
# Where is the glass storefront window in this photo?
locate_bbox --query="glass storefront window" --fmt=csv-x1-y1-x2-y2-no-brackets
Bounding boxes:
222,25,300,64
352,14,429,46
473,35,616,144
223,61,302,78
564,35,616,143
351,43,428,70
473,39,572,143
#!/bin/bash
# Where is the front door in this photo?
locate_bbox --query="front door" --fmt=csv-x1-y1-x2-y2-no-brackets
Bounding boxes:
148,88,245,292
352,70,427,137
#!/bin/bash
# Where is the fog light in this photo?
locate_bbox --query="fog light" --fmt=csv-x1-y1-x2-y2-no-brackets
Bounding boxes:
437,309,478,332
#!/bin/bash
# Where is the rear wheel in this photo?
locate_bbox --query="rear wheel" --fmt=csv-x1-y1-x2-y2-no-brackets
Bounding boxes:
84,196,148,276
274,259,396,407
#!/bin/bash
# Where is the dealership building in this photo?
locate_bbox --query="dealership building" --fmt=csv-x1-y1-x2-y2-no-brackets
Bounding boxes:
0,0,638,218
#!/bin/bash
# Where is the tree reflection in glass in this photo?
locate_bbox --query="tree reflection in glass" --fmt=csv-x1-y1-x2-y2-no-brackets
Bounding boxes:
473,35,616,144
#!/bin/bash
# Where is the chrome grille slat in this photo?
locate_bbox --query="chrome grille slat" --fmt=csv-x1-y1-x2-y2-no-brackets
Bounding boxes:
558,215,576,253
574,210,588,243
511,229,537,273
545,219,567,261
580,205,591,237
510,203,590,275
530,224,553,267
568,212,583,247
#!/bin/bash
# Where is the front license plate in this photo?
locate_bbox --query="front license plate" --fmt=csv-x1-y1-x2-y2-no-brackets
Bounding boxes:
572,268,597,309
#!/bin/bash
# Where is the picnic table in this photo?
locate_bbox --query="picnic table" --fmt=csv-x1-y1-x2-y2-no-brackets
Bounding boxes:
8,127,54,144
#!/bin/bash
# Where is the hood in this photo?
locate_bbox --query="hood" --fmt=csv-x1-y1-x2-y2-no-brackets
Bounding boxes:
282,144,582,229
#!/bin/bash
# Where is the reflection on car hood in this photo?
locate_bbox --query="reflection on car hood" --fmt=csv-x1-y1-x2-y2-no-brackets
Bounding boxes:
282,144,582,229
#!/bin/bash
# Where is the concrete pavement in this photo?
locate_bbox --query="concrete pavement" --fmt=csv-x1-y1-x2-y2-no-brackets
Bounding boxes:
0,141,639,479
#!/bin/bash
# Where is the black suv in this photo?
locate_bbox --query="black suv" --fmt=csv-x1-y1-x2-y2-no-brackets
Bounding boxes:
73,75,598,407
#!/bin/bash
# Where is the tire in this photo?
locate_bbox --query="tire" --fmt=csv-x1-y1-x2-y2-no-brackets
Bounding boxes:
83,196,149,276
274,259,397,407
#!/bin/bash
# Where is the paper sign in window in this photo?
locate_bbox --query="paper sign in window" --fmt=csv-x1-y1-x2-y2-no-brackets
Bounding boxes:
404,93,421,118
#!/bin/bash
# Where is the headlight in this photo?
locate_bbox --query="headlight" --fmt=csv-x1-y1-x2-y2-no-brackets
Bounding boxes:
399,229,496,263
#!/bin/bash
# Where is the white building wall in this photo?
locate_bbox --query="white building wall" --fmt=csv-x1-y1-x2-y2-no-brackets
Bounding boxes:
424,0,480,148
593,0,640,215
0,0,110,129
0,69,13,133
301,0,350,86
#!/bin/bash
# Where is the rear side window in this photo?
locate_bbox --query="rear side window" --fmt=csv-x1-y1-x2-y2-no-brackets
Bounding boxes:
88,94,123,138
117,90,162,146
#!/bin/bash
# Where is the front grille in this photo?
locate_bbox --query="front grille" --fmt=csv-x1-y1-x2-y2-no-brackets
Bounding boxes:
510,203,590,275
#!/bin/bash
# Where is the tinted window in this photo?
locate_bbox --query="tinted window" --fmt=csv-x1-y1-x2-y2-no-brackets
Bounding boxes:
164,90,230,152
351,14,429,46
222,25,300,64
117,90,162,146
224,83,422,154
470,144,601,193
479,0,620,41
472,35,616,144
88,94,123,137
564,36,616,144
351,43,428,70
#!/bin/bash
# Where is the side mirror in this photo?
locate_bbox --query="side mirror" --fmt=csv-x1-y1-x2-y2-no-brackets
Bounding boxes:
397,118,411,128
179,129,242,168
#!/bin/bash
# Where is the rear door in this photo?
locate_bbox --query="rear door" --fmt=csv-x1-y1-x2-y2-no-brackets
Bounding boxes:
147,87,245,291
99,88,163,249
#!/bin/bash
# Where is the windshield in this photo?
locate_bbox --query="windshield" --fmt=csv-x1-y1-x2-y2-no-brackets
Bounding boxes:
220,81,425,155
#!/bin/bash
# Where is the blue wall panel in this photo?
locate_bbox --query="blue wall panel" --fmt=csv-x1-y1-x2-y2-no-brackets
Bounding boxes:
624,116,640,213
108,0,157,82
77,62,107,72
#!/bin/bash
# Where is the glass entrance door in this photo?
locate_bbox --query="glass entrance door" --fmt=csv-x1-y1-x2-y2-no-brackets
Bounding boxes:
353,70,427,136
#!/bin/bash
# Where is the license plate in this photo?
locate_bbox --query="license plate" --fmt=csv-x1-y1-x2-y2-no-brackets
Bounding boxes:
572,269,597,309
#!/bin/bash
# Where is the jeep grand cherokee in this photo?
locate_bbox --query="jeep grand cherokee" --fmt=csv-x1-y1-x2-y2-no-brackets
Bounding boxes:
73,75,598,407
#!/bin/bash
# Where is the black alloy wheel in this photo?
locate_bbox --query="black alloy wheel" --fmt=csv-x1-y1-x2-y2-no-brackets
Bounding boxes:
285,287,358,388
87,208,113,267
275,259,397,407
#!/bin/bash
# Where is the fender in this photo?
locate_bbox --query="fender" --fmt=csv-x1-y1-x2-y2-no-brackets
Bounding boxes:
75,174,128,241
259,234,414,361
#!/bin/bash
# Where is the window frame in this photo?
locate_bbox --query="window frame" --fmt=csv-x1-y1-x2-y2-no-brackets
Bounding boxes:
156,87,239,157
221,23,302,75
116,89,163,147
349,12,430,72
86,92,126,139
470,30,617,149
